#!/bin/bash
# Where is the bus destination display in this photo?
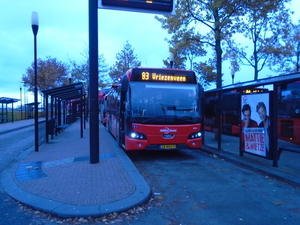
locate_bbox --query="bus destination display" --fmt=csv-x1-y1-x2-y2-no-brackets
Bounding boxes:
141,72,188,82
131,68,197,84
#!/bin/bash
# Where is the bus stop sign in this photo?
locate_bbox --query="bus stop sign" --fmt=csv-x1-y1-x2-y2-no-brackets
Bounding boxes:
98,0,175,15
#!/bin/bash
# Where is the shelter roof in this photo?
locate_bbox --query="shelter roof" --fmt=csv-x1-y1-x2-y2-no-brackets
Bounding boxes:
0,97,20,104
25,102,41,106
42,83,85,100
207,72,300,93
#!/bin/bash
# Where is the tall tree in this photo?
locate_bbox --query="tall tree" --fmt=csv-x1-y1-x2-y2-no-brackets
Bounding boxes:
156,0,246,88
270,21,300,74
21,56,69,93
163,30,207,70
70,47,109,90
109,41,141,81
194,58,218,88
163,34,215,88
225,0,292,80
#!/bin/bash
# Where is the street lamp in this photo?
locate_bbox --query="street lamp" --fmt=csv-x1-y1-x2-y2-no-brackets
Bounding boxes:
32,11,39,152
20,86,22,120
68,73,72,85
169,52,174,68
231,73,235,84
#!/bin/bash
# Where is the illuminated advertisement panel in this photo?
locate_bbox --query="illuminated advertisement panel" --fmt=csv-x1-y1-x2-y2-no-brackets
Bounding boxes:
241,93,270,158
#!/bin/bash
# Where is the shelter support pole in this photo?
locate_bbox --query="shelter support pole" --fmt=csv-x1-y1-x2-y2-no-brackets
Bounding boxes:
45,95,49,143
63,100,66,124
80,87,83,138
58,99,61,126
216,92,222,149
272,87,279,167
12,103,14,122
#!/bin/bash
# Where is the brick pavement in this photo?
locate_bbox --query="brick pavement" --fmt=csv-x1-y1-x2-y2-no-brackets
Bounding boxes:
0,119,151,217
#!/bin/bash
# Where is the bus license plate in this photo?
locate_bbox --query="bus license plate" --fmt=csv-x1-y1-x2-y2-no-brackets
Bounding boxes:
160,145,176,149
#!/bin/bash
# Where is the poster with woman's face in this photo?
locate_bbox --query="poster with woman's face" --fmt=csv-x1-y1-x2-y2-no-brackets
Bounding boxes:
241,93,270,158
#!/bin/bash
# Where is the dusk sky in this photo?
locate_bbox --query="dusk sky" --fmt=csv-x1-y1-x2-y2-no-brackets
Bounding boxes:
0,0,299,106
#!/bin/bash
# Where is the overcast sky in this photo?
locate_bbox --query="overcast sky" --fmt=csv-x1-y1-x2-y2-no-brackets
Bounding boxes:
0,0,299,106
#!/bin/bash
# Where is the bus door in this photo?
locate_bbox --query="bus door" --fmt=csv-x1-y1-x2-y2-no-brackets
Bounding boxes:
119,76,129,148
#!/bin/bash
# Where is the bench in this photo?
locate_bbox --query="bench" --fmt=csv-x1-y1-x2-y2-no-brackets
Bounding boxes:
56,124,69,134
0,117,8,123
278,145,300,159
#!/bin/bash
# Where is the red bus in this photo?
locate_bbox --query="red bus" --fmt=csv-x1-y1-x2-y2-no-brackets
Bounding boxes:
104,67,203,151
99,88,110,126
278,80,300,145
204,88,267,136
204,78,300,146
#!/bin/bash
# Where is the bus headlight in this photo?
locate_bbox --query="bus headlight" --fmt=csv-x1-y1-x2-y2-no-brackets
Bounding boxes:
129,132,146,140
188,132,202,139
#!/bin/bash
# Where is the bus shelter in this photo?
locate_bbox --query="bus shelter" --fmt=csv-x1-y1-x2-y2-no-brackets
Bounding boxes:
203,72,300,167
0,97,19,123
42,83,86,143
24,102,41,119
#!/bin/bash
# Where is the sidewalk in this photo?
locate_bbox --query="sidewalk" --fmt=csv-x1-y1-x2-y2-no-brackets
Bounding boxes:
0,119,150,218
202,132,300,189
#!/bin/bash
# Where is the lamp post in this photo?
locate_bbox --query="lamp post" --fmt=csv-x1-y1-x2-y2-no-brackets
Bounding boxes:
297,41,300,72
68,73,72,85
231,73,235,84
20,86,22,120
169,52,174,68
32,11,39,152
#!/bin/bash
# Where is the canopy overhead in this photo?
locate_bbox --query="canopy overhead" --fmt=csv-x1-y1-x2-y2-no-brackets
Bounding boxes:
42,83,85,100
207,72,300,93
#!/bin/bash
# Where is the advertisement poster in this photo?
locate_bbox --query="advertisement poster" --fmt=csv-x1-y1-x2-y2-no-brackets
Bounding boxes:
241,93,270,158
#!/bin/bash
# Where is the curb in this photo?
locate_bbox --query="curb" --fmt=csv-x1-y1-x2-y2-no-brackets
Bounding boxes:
0,120,45,135
201,145,300,189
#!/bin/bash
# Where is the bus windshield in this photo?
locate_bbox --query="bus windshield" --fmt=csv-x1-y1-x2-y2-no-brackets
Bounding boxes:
129,82,201,124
